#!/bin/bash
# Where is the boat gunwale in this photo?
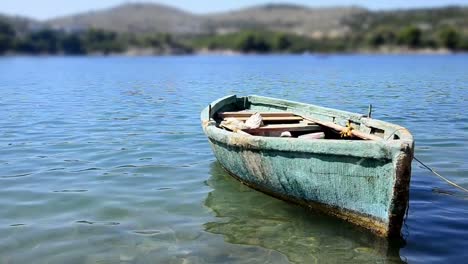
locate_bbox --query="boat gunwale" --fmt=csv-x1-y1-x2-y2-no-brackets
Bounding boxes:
205,125,397,160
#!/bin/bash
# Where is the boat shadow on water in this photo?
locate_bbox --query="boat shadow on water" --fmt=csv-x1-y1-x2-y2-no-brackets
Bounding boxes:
204,162,407,263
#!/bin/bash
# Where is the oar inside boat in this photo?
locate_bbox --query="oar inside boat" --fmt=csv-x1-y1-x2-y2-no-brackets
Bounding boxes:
217,111,378,140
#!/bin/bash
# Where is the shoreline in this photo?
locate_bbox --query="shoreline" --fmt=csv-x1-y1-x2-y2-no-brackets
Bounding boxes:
1,48,466,58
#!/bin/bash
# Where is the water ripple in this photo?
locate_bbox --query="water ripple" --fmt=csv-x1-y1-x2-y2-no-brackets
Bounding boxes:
0,55,466,263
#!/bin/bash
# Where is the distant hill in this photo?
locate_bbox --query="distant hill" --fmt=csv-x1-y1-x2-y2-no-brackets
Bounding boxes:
345,6,468,33
46,3,368,37
44,3,468,38
0,14,43,35
47,3,206,35
205,4,367,37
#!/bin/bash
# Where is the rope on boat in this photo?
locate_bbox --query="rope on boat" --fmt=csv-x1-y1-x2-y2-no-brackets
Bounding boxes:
413,156,468,193
340,121,354,138
385,128,407,141
385,128,467,193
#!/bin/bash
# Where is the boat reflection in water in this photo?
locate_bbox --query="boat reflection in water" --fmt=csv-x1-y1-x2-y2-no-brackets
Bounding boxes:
204,162,406,263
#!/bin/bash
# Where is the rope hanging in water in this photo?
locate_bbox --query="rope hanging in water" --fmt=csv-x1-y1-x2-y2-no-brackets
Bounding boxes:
385,127,467,193
414,156,468,193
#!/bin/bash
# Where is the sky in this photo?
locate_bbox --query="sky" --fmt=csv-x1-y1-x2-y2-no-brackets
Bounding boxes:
1,0,468,20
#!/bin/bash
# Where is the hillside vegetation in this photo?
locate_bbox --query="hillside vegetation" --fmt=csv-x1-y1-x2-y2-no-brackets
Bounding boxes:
1,3,468,55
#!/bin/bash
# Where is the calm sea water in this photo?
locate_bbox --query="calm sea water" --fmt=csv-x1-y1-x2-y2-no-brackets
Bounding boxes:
0,55,467,263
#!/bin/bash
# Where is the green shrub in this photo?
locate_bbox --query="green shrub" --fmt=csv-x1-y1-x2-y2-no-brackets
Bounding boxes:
397,26,422,47
0,19,15,53
438,27,461,50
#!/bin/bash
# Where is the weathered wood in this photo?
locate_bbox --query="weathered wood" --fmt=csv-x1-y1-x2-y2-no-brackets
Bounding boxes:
243,124,321,137
236,130,251,136
299,120,316,125
220,123,252,136
219,112,295,118
243,124,321,132
227,116,303,122
303,117,383,141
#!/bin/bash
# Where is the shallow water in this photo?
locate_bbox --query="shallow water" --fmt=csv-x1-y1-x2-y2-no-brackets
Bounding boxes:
0,55,467,263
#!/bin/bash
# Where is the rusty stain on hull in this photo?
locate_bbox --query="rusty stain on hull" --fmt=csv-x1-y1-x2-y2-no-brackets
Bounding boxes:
221,164,390,236
387,144,414,238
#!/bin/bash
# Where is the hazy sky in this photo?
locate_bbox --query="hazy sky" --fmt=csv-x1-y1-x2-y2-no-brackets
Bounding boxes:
2,0,468,20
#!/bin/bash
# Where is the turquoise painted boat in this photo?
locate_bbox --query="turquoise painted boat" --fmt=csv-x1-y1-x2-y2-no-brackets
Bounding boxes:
201,95,414,238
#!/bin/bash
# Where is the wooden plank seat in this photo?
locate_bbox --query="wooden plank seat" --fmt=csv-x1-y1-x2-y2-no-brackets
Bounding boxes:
227,116,304,122
219,111,322,136
219,112,295,118
243,123,322,137
243,124,321,132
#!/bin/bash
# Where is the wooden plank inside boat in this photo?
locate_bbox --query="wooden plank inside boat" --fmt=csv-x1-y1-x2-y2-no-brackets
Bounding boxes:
243,124,322,137
219,111,380,140
243,124,321,132
302,118,383,141
226,116,303,122
219,112,295,118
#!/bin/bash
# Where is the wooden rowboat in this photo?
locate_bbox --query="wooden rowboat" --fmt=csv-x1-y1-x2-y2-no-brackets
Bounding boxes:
201,95,414,238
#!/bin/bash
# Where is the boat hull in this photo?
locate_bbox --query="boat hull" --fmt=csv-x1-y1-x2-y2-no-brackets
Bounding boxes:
201,95,413,238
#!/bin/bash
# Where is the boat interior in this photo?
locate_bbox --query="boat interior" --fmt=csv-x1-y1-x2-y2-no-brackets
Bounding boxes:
215,111,370,140
204,95,412,142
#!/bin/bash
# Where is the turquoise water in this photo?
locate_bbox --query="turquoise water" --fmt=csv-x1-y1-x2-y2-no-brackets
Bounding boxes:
0,55,467,263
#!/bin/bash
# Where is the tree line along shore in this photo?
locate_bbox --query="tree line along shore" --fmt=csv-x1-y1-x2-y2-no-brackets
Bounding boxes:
1,19,467,56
